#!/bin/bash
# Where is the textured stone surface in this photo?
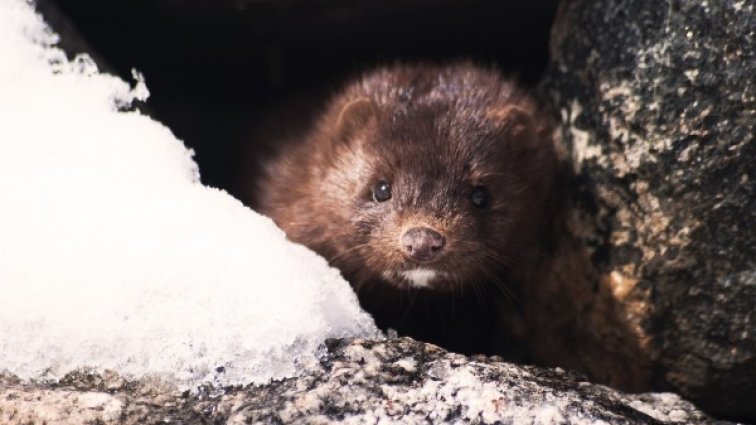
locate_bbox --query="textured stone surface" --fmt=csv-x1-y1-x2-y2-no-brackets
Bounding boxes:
545,0,754,420
0,338,726,424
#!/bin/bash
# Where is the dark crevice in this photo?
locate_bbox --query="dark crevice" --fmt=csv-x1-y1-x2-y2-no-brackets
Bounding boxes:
38,0,558,200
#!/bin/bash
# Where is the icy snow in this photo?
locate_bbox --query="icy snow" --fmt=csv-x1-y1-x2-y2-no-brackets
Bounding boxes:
0,0,378,389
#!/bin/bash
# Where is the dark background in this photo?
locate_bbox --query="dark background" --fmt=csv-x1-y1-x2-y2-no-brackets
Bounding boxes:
38,0,558,202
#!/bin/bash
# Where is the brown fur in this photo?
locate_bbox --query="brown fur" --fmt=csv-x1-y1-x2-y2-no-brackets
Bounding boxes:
255,63,558,356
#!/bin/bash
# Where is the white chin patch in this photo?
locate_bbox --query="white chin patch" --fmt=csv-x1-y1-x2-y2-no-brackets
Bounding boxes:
399,268,439,288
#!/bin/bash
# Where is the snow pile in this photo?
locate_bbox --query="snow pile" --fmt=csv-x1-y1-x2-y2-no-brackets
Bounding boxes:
0,0,378,389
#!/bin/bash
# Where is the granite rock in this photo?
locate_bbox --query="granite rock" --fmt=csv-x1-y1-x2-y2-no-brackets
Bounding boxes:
0,338,727,424
544,0,755,420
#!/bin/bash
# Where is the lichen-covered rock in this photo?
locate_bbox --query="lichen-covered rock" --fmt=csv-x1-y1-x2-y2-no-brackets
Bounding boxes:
544,0,754,420
0,338,726,424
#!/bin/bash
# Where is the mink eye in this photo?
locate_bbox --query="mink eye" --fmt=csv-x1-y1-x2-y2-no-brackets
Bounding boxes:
372,180,392,202
470,186,490,209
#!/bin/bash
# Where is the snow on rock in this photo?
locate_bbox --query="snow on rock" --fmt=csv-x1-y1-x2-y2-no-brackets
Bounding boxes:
0,0,378,389
0,339,721,424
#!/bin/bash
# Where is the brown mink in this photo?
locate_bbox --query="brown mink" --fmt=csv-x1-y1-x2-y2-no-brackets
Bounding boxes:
255,63,558,357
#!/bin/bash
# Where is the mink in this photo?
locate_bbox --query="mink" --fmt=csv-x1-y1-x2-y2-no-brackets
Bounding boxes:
254,63,558,357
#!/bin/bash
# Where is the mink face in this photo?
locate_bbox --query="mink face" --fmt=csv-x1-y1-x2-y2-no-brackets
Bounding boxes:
256,64,557,354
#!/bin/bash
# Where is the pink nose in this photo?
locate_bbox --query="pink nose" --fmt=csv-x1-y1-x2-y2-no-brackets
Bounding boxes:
401,227,445,262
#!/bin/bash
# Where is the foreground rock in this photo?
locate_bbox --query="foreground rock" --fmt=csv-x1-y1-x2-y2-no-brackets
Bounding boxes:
542,0,754,421
0,338,726,424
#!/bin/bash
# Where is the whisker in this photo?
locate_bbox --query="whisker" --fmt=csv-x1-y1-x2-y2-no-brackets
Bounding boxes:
327,243,371,264
398,286,418,326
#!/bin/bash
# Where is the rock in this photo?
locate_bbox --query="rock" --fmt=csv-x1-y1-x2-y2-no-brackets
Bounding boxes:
0,338,727,424
543,0,755,420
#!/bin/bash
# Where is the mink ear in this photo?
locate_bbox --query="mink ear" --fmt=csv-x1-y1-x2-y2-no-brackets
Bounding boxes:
335,97,377,140
489,105,536,140
488,105,544,153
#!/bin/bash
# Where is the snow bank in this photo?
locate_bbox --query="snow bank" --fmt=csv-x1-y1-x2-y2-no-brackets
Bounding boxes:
0,0,378,389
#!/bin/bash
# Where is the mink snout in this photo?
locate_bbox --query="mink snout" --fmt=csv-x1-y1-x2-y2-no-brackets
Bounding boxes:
401,227,446,262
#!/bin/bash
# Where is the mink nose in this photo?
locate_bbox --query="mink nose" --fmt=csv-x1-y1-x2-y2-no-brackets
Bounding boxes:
401,227,445,262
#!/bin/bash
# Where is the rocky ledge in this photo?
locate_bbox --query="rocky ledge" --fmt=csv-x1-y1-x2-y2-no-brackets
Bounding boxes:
1,338,729,424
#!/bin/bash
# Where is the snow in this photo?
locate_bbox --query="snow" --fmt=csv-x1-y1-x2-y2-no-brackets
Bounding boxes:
0,0,378,389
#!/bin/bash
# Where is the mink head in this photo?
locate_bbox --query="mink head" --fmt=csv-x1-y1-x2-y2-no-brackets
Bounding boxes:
268,65,556,292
